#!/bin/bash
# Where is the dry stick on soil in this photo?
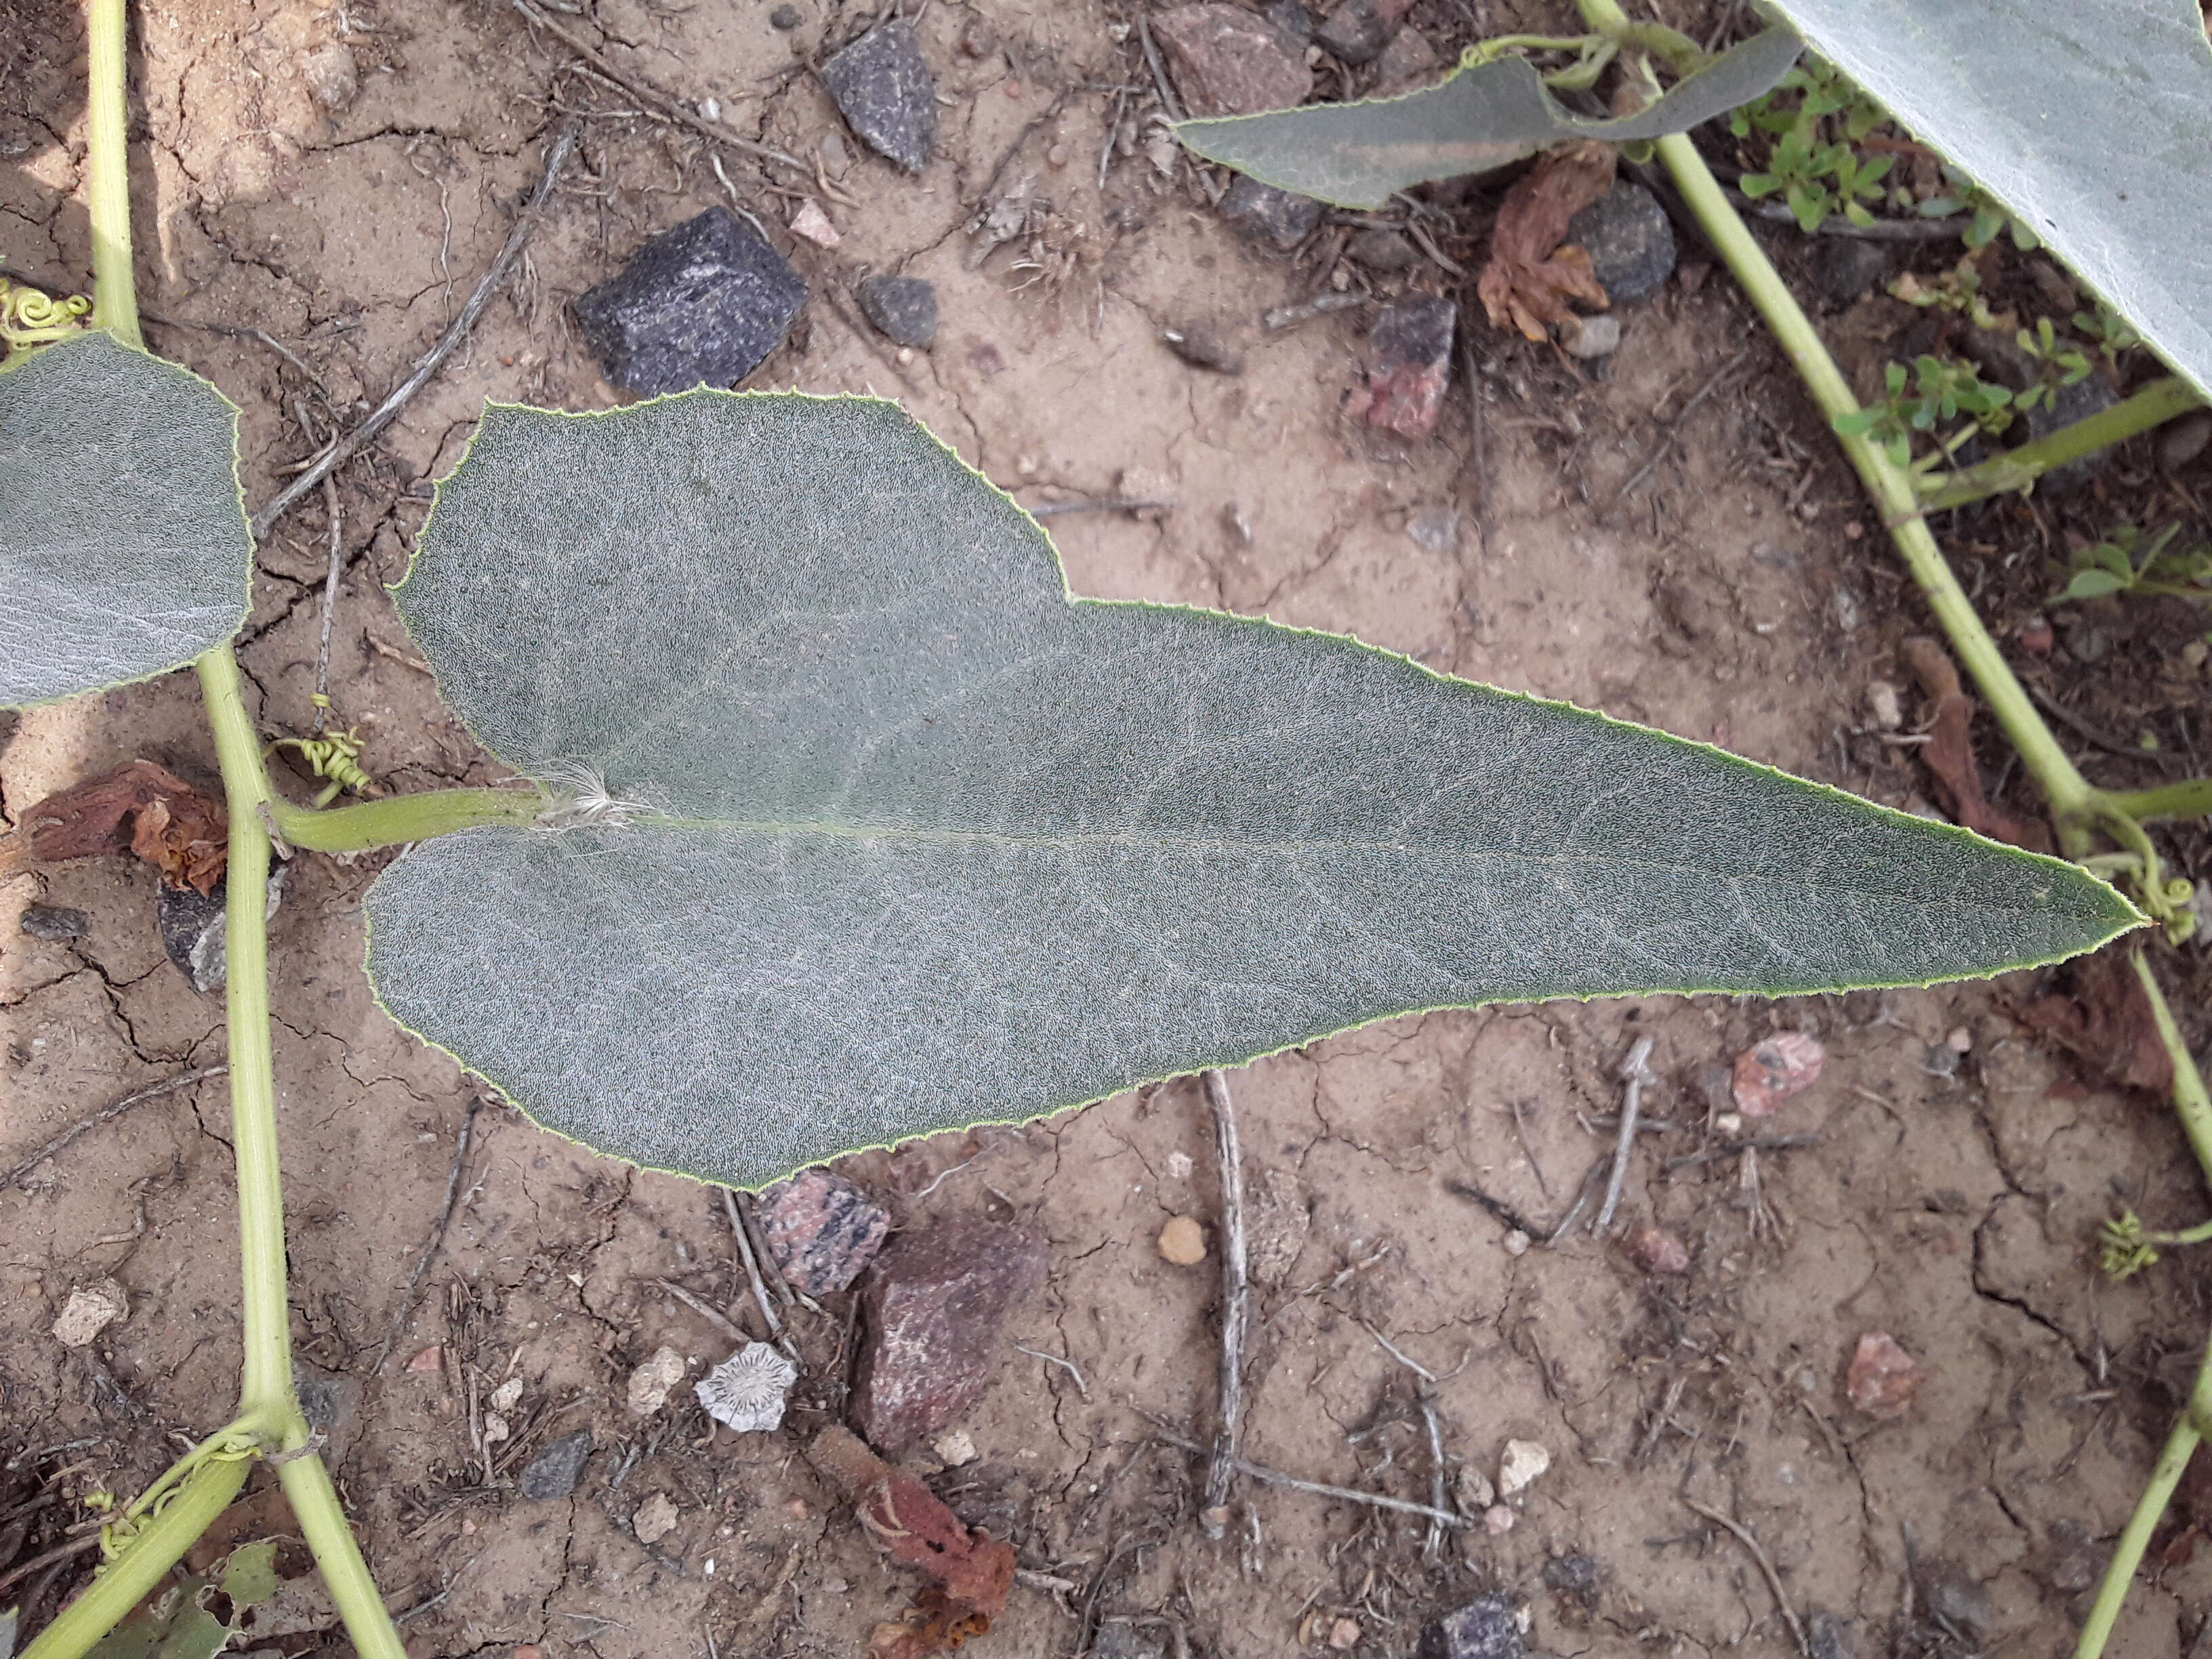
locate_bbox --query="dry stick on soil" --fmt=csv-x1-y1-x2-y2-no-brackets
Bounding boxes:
0,1534,100,1595
1593,1034,1658,1234
656,1277,748,1345
1155,1431,1471,1530
725,1186,815,1314
1200,1067,1250,1540
368,1094,481,1378
1265,292,1367,331
509,0,802,173
249,119,581,540
1682,1498,1810,1658
1,1065,228,1190
1358,1323,1456,1562
1028,496,1178,518
310,475,343,735
721,1187,792,1353
1601,350,1750,518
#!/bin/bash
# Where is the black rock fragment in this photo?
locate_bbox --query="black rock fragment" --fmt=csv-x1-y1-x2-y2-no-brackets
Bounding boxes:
159,881,228,995
1567,182,1676,304
1315,0,1401,66
856,274,939,348
1163,323,1244,374
1814,237,1891,305
2023,371,2121,493
573,208,806,396
519,1429,594,1500
821,21,936,172
20,903,89,941
1218,175,1322,249
1417,1595,1526,1659
770,3,800,26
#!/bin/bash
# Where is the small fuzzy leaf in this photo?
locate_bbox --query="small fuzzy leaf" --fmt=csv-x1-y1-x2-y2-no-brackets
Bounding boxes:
1761,0,2212,399
1172,27,1801,209
369,393,2137,1189
0,332,252,708
2063,569,2128,600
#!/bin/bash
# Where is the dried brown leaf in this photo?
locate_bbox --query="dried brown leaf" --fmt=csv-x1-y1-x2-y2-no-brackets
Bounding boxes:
1899,637,2049,851
1476,141,1618,342
26,760,229,894
2010,946,2175,1097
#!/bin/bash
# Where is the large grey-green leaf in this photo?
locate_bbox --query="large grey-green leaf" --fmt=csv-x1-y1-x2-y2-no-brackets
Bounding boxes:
1763,0,2212,399
368,393,2134,1189
0,331,253,708
1174,28,1801,209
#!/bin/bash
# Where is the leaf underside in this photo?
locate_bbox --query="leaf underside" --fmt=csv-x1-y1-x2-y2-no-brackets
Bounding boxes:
1761,0,2212,401
369,394,2134,1189
1173,27,1801,209
0,331,253,708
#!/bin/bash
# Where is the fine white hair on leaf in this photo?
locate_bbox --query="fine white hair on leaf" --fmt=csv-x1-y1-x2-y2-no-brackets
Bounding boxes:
694,1341,798,1433
531,758,655,831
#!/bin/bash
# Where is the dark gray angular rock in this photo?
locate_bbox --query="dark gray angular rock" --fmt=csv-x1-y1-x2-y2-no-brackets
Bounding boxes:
760,1168,890,1294
852,1217,1045,1450
1364,296,1456,439
821,21,936,172
1219,175,1322,249
573,208,806,395
20,903,89,941
1418,1595,1526,1659
1805,1611,1857,1659
1347,227,1418,272
1263,1,1316,43
770,3,800,26
519,1429,593,1500
1567,182,1677,305
1315,0,1406,67
1814,237,1891,304
856,274,939,348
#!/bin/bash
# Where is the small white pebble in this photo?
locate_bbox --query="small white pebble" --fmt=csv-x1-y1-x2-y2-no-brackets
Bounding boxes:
1483,1504,1516,1534
699,96,721,122
1946,1025,1973,1054
933,1429,978,1467
1502,1229,1531,1256
1866,680,1903,730
1498,1438,1551,1498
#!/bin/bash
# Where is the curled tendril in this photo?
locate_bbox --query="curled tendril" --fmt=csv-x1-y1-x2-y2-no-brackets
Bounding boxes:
272,728,374,806
0,276,93,351
2098,1210,2158,1281
96,1424,261,1561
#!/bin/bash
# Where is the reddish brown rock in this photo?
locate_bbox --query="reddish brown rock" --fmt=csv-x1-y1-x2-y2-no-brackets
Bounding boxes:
852,1218,1045,1450
1732,1031,1826,1117
758,1169,890,1295
1151,3,1313,117
1620,1226,1689,1275
1845,1331,1919,1418
1361,297,1456,439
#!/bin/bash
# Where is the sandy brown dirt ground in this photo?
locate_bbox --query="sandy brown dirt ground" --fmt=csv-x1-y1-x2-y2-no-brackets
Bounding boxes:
4,2,2211,1656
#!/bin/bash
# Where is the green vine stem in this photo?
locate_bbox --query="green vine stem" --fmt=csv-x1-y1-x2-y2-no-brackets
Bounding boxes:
2104,777,2212,825
84,0,137,349
1919,377,2200,512
1560,10,2207,1652
197,647,407,1659
2074,1291,2212,1659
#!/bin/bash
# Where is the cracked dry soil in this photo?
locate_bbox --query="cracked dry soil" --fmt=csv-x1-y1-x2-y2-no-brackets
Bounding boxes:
3,1,2209,1655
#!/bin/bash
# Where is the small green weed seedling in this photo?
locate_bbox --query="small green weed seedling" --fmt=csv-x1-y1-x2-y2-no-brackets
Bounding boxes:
2057,522,2212,605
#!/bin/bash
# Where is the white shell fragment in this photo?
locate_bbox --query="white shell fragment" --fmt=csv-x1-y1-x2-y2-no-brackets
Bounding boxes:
53,1279,128,1349
1497,1438,1552,1498
695,1341,798,1433
627,1345,689,1417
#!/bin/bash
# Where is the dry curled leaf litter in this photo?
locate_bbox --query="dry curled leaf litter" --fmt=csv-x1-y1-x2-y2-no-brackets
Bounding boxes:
1476,140,1618,342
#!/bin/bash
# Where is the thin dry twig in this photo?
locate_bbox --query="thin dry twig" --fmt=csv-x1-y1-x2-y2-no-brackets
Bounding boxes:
722,1187,790,1351
1028,496,1176,518
655,1276,748,1345
370,1095,481,1378
312,474,344,734
1014,1341,1091,1399
2,1066,227,1190
1683,1498,1811,1658
1359,1323,1454,1561
1595,1036,1658,1234
1200,1067,1250,1539
1155,1431,1470,1530
510,0,801,171
250,119,581,539
1264,292,1367,331
0,1532,100,1594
